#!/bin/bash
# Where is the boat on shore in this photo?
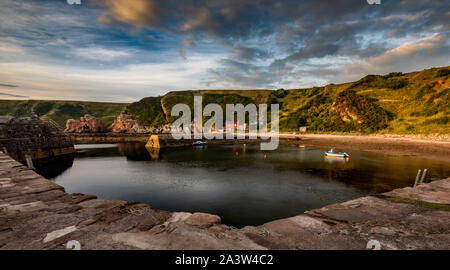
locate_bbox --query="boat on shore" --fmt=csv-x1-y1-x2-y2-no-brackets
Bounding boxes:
324,149,349,158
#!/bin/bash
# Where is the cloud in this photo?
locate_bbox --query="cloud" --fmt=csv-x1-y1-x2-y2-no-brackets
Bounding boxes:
175,46,187,59
101,0,163,26
338,33,450,81
74,47,131,61
0,83,18,88
230,47,272,62
0,41,26,54
0,0,449,101
0,52,224,102
98,0,449,89
181,38,194,48
0,92,28,98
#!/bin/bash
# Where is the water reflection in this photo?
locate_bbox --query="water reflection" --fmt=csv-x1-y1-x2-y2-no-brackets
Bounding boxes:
117,142,152,161
33,143,450,227
324,156,349,163
145,146,160,160
33,153,74,179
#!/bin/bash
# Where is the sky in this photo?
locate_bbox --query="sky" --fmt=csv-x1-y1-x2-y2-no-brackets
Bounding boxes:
0,0,449,102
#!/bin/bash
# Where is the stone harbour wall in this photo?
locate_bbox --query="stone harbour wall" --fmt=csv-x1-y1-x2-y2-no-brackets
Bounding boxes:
68,133,304,148
0,122,75,162
68,133,270,148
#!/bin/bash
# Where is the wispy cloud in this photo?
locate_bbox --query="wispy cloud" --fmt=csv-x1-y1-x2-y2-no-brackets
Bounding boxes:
0,83,18,88
74,47,131,61
0,0,448,101
0,92,28,98
175,46,187,60
0,52,223,102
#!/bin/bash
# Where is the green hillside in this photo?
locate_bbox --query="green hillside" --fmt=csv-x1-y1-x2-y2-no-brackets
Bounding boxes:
0,100,127,128
122,66,450,135
0,66,448,135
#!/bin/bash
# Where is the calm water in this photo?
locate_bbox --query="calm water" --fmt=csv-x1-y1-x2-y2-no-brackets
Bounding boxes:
34,143,450,227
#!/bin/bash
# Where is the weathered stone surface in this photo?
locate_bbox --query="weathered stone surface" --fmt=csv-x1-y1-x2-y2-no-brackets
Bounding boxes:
65,115,107,133
71,194,97,204
167,212,192,223
383,178,450,204
0,115,15,124
5,201,48,214
43,225,78,243
0,121,74,162
185,213,221,228
112,223,265,250
78,198,127,209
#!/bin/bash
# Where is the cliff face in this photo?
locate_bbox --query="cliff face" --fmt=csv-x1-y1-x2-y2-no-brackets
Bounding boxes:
109,113,164,133
65,115,107,133
332,89,392,130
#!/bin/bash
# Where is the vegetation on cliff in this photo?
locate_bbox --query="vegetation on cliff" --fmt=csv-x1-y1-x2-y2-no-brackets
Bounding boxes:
0,66,448,134
120,66,449,134
0,100,127,128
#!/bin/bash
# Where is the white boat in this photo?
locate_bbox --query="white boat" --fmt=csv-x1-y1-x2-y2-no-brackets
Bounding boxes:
324,149,349,158
193,141,208,146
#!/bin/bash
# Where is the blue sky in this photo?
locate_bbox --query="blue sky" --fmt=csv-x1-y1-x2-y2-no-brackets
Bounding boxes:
0,0,449,102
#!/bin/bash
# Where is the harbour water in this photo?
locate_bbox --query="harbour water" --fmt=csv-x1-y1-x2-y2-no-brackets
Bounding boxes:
34,143,450,227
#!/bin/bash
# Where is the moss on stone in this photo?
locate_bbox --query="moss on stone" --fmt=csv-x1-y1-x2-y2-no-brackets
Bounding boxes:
387,197,450,211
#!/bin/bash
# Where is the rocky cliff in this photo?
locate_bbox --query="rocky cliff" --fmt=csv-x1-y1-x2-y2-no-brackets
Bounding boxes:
109,113,151,133
109,113,171,134
65,115,107,133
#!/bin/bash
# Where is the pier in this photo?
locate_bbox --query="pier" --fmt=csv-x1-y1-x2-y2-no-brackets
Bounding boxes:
0,119,74,163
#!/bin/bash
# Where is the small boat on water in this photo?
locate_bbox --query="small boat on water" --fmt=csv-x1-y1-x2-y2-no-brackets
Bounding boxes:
324,149,349,158
193,141,208,146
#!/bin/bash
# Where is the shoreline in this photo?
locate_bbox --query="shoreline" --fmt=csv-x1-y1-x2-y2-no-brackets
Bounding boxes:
289,134,450,163
68,132,450,163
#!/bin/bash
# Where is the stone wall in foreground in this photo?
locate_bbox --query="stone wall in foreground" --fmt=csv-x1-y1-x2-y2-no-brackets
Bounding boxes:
0,121,74,162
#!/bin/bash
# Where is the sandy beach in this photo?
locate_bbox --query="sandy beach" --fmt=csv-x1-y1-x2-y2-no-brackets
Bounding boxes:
280,134,450,162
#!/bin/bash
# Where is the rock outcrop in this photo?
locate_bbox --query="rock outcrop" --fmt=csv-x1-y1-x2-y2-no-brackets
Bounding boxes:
185,213,222,229
109,113,171,134
65,115,107,133
109,113,147,133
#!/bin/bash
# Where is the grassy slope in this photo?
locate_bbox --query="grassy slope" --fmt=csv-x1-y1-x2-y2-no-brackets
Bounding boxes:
0,100,127,128
1,66,448,134
124,66,450,134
